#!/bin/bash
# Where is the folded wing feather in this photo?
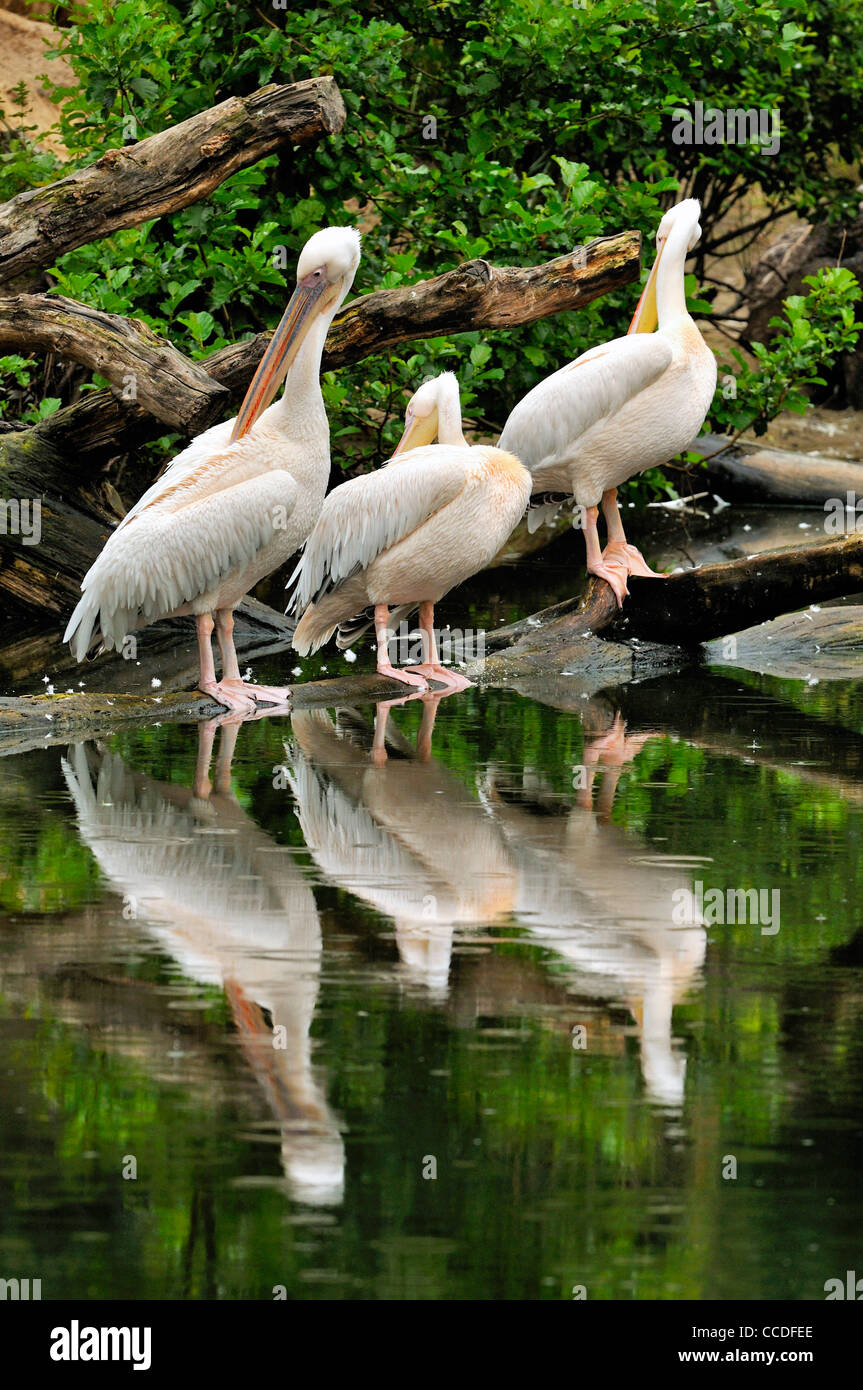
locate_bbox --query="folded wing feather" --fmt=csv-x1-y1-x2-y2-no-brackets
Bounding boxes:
290,447,469,613
498,333,673,474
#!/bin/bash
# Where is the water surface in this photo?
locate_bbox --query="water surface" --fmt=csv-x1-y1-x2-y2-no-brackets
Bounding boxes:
2,655,862,1300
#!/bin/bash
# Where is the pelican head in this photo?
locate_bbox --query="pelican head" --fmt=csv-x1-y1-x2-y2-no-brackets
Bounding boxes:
629,198,702,334
231,226,361,441
392,371,465,455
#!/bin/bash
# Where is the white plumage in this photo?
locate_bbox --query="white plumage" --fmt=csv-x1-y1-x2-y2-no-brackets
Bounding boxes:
290,373,531,692
64,225,361,713
498,199,716,603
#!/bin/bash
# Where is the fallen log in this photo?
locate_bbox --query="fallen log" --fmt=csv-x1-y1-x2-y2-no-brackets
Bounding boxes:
704,605,863,681
692,433,863,507
0,294,229,434
0,672,418,753
471,534,863,682
0,78,346,285
607,533,863,645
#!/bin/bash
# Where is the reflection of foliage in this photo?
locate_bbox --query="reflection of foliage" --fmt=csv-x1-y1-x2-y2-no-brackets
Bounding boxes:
1,676,863,1298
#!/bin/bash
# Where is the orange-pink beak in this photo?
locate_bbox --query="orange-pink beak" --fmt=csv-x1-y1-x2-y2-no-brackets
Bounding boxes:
230,268,330,442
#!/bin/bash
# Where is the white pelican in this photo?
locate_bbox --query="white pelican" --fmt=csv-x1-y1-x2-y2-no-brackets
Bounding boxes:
289,372,530,691
498,198,716,603
63,226,362,713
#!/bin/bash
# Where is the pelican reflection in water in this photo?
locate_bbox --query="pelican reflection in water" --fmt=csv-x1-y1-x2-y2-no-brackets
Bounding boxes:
61,719,344,1205
289,697,705,1108
288,697,517,996
481,711,706,1109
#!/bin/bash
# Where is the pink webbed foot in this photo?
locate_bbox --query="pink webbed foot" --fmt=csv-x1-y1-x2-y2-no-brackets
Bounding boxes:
602,540,666,580
199,680,258,715
587,559,629,607
411,662,472,692
225,680,292,707
376,663,430,693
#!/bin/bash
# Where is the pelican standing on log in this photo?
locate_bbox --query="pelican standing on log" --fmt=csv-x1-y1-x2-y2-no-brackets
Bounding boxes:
290,372,530,692
496,199,716,603
64,226,362,712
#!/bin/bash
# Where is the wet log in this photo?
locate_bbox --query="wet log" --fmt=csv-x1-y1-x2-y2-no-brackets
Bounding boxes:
606,533,863,645
693,433,863,506
0,672,424,753
0,294,229,433
704,605,863,681
0,78,346,286
472,534,863,682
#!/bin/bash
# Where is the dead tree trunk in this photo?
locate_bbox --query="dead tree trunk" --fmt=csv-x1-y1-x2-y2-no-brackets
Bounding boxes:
0,78,346,286
0,295,229,433
475,534,863,682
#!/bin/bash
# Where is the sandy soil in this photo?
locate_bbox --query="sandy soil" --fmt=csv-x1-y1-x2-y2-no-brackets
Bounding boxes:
0,5,73,152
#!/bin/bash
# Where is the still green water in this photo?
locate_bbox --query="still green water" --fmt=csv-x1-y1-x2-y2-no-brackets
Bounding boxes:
1,657,862,1300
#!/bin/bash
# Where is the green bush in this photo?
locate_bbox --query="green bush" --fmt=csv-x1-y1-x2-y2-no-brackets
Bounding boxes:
710,267,863,439
2,0,863,484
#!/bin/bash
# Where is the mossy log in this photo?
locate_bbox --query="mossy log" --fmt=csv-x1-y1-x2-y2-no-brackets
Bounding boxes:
0,295,229,433
0,78,346,286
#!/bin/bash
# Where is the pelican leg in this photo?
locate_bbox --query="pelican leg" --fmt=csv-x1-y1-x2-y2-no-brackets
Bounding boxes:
600,488,666,579
583,505,629,606
196,612,257,715
213,608,292,707
411,601,471,692
374,604,429,691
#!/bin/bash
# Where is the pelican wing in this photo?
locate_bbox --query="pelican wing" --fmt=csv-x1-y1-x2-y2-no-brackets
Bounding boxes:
498,333,674,473
290,446,468,613
65,467,299,657
117,427,285,530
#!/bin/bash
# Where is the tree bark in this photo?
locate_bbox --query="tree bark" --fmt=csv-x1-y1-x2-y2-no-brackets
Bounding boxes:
0,294,229,433
0,78,346,285
692,433,863,506
12,230,642,467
